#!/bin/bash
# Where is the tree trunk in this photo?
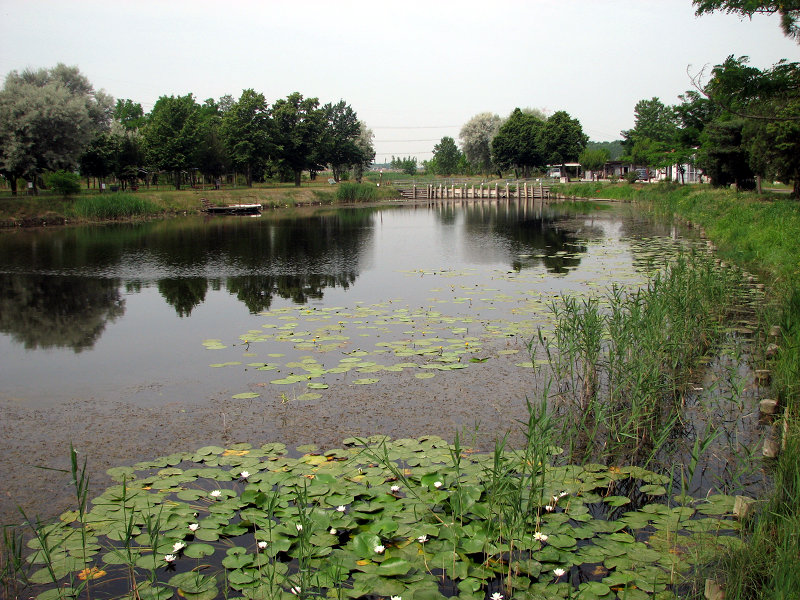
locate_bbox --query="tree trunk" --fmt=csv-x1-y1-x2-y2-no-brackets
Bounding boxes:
756,175,762,194
174,171,181,190
294,170,301,187
246,164,253,187
10,177,17,196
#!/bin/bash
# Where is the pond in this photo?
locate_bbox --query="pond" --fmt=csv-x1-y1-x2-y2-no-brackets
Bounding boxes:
0,199,762,528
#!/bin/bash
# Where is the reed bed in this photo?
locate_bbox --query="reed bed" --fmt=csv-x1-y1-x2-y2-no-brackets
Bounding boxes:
68,194,162,220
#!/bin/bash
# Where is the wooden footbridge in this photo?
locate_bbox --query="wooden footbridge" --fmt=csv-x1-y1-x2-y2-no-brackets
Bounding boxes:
393,180,551,201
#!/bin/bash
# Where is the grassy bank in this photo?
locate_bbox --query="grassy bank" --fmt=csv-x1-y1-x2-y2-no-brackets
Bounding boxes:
0,182,400,226
559,181,800,598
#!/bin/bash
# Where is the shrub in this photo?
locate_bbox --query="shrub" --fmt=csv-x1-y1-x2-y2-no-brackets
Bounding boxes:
336,182,378,202
47,170,81,196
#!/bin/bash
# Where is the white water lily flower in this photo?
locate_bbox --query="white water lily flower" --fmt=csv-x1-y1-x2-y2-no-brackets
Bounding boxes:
296,524,303,531
172,542,185,552
417,535,428,543
390,596,402,600
544,505,554,512
491,593,504,600
164,554,176,563
210,490,222,498
374,544,385,554
290,586,301,595
433,481,443,488
188,523,199,532
257,541,267,550
533,531,548,542
390,485,401,493
559,491,568,498
240,470,250,478
553,567,566,577
330,528,338,535
336,505,346,512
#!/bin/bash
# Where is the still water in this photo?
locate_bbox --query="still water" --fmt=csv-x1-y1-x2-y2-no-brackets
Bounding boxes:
1,199,732,523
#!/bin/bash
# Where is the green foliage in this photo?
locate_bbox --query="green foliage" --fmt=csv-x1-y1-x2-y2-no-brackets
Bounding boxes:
46,170,81,196
390,156,417,175
693,0,800,42
491,107,545,177
578,147,610,172
69,193,161,219
541,110,588,166
142,94,201,189
430,136,461,176
269,92,325,187
585,140,624,160
335,182,378,202
221,89,269,186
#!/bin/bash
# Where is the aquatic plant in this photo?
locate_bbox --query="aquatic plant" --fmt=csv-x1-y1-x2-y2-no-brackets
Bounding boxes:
8,435,745,600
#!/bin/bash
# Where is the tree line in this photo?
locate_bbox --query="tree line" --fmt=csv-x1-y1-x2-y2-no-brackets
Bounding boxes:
418,108,589,179
0,65,375,194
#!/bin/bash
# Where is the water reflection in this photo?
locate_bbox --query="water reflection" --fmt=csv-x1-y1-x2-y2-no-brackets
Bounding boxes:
0,201,609,352
0,273,124,352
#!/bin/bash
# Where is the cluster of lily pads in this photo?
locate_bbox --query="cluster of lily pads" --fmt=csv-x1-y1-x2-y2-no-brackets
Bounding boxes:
23,437,742,600
206,233,702,401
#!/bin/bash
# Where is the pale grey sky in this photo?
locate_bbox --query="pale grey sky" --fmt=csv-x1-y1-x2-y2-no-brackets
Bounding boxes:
1,0,796,162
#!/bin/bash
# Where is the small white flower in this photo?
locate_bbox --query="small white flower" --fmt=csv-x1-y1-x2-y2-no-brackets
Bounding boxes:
172,541,185,552
417,535,428,543
533,531,548,542
374,544,385,554
296,524,303,532
491,593,504,600
210,490,222,498
544,505,554,512
188,523,199,532
329,528,338,535
290,586,301,595
390,596,402,600
433,481,443,488
559,491,568,498
553,567,566,577
336,505,346,512
390,485,401,493
257,541,268,550
240,470,251,479
163,554,176,563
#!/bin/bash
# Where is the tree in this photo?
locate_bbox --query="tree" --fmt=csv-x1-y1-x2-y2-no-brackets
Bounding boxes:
693,0,800,42
114,99,146,130
269,92,325,187
430,136,461,176
142,94,201,190
318,100,365,182
0,64,112,194
459,112,503,175
541,110,588,179
579,148,610,179
352,121,375,183
491,108,546,177
391,156,417,175
221,89,270,186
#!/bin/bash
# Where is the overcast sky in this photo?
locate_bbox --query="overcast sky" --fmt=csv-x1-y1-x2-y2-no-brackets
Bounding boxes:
1,0,796,162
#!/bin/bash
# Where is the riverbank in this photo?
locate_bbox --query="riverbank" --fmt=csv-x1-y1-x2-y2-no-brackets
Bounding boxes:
0,182,399,227
557,181,800,598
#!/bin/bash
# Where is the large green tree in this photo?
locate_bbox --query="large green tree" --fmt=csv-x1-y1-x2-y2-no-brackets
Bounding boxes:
491,108,546,177
269,92,325,187
221,89,269,186
430,136,462,176
0,64,112,194
318,100,366,182
142,94,201,190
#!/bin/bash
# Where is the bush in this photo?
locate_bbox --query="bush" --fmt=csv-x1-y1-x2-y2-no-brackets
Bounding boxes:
623,170,639,184
336,182,378,202
47,170,82,196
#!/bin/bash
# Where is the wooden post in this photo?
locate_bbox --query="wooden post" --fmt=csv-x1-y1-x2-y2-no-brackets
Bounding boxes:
494,183,498,198
413,184,417,199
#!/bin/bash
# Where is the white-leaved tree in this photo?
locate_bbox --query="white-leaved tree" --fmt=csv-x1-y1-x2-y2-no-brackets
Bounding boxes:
0,64,113,194
459,112,503,176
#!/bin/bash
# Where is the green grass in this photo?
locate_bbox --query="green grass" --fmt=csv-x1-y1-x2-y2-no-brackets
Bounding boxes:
68,194,162,219
563,181,800,600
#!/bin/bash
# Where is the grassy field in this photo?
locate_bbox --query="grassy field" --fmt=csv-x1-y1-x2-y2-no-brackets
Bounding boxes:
557,181,800,599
